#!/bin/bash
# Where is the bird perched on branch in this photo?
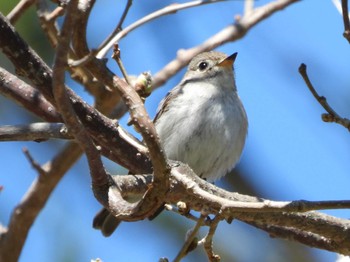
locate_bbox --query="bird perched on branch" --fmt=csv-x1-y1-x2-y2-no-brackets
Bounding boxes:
93,51,248,236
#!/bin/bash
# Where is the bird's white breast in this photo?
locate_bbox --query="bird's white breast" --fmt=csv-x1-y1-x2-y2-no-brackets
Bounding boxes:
155,81,247,181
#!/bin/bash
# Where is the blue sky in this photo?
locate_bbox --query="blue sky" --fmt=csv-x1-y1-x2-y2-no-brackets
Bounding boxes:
1,1,350,261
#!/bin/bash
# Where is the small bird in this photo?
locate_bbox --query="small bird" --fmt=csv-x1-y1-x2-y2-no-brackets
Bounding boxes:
93,51,248,236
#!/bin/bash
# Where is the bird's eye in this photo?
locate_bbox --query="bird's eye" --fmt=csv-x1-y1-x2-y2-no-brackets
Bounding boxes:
198,61,208,71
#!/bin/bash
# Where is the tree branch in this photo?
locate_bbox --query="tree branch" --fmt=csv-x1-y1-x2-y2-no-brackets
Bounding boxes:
97,0,133,51
0,16,152,173
202,214,222,262
56,0,171,221
52,0,109,188
2,0,347,260
299,63,350,131
107,0,301,118
108,165,350,255
0,123,71,141
174,214,206,262
0,13,55,105
0,143,82,262
94,65,170,221
96,0,227,58
332,0,350,42
250,222,349,255
342,0,350,42
0,67,61,122
6,0,36,24
35,0,117,114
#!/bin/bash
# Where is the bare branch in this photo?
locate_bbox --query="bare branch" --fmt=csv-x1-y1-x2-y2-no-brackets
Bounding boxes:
250,222,347,254
44,6,65,23
299,63,350,131
170,208,212,228
0,64,151,171
68,49,98,67
106,0,301,118
63,0,170,221
35,0,115,113
52,0,86,138
6,0,36,24
97,0,133,51
61,0,171,224
244,0,254,16
22,148,47,177
2,0,347,259
0,13,55,105
52,0,109,188
174,214,206,262
0,123,71,141
109,164,350,255
202,215,222,262
342,0,350,42
117,165,350,214
107,73,170,220
97,0,227,58
0,67,61,122
0,14,152,173
332,0,350,42
67,0,125,114
0,143,82,262
112,44,132,85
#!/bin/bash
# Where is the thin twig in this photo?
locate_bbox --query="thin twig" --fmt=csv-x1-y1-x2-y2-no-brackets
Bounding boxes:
23,148,47,177
45,6,65,22
202,214,222,262
174,214,206,262
112,44,132,85
96,0,226,58
68,49,98,67
299,63,350,131
35,1,64,49
342,0,350,42
6,0,36,24
332,0,350,43
98,0,133,51
165,204,211,226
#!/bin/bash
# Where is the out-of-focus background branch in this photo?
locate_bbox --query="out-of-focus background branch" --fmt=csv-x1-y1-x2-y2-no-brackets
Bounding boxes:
0,0,350,261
